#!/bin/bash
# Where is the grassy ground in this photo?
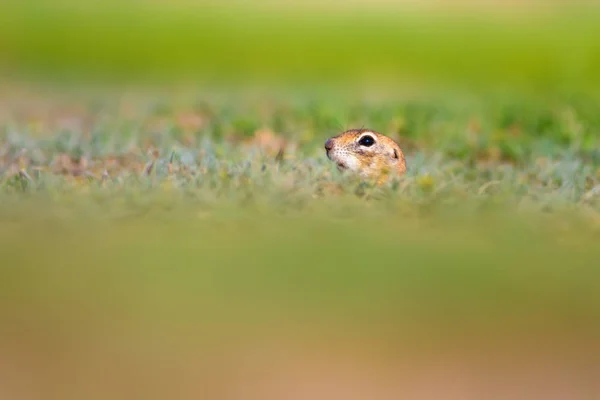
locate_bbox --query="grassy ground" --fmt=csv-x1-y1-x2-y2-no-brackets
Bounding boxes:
2,86,600,398
1,2,600,398
2,87,600,326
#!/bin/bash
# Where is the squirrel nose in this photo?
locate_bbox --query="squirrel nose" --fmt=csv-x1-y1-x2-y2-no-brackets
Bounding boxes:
324,139,334,151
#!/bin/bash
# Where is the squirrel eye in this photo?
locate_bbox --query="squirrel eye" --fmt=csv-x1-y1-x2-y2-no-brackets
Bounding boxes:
358,135,375,147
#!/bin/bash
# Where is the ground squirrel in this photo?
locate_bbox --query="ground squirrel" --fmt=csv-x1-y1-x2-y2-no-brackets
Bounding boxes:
324,128,407,184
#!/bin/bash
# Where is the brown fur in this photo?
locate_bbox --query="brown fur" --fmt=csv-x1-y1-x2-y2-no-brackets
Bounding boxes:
324,128,407,185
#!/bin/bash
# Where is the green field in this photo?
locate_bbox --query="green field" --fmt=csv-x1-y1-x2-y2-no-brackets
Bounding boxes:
3,1,600,90
1,2,600,397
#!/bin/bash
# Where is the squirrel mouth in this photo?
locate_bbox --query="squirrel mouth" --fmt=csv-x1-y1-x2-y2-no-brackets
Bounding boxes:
336,162,348,170
326,150,347,171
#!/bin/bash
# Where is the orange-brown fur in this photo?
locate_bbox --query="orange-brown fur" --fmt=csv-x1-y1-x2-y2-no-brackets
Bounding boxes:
324,128,407,184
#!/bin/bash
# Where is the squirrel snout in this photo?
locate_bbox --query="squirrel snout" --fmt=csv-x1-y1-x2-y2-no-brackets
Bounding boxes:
324,138,334,152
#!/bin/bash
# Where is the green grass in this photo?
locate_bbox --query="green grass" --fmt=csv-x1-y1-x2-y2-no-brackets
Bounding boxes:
1,87,600,340
1,4,600,392
2,1,600,90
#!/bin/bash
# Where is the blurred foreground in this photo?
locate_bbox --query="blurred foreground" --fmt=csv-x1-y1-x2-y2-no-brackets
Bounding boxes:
1,201,600,399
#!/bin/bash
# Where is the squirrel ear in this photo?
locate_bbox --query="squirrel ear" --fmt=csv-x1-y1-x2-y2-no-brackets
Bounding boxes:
392,149,399,159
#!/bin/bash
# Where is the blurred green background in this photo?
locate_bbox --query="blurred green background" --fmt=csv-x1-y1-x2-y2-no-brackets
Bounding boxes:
2,0,600,91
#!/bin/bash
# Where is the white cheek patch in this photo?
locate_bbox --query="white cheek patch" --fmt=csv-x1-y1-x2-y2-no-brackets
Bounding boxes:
341,154,360,171
329,149,361,172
